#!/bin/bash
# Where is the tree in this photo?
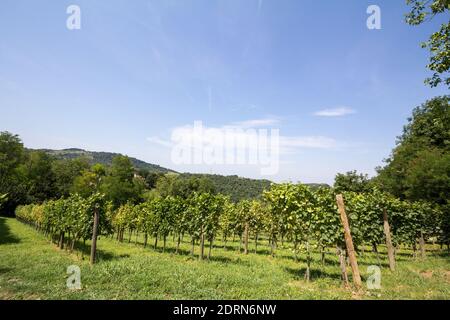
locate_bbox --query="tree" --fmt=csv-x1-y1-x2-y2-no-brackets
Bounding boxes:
137,170,165,189
334,170,371,193
0,193,7,209
404,148,450,203
153,173,181,198
100,156,144,207
52,158,90,198
154,173,216,199
0,132,24,175
0,132,25,215
406,0,450,88
21,151,57,203
172,176,216,199
180,173,271,202
110,155,135,181
398,95,450,150
376,96,450,204
72,164,106,198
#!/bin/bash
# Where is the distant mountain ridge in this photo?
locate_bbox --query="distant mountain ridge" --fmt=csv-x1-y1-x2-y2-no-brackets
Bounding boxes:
36,148,175,173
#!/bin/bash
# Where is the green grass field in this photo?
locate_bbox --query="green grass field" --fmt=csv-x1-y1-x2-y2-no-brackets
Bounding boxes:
0,217,449,300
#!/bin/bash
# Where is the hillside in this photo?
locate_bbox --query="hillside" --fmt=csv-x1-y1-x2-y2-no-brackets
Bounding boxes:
180,173,273,202
180,173,330,202
35,148,329,201
36,148,175,173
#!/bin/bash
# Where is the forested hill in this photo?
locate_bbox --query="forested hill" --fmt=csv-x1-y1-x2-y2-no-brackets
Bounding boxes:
35,148,329,202
180,173,330,202
180,173,272,202
36,148,175,173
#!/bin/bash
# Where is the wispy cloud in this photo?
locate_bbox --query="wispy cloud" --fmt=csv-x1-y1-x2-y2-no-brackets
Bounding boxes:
314,107,356,117
280,136,337,149
229,118,280,129
146,136,173,148
147,119,338,153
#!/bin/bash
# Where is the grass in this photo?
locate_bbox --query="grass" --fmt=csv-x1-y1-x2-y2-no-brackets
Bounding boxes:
0,217,449,300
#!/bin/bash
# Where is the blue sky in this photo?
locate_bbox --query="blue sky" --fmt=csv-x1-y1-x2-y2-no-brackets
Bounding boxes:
0,0,448,184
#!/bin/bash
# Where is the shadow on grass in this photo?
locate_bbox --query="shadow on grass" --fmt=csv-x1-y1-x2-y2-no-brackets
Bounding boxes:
0,218,20,245
435,251,450,260
284,266,343,281
117,238,241,264
116,240,251,265
276,251,342,265
151,245,238,264
67,238,125,262
212,243,274,256
0,267,14,275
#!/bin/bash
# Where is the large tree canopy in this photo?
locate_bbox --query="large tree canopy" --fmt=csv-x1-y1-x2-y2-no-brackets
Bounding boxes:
333,170,371,194
100,156,145,207
376,96,450,204
154,173,216,199
0,132,26,213
405,0,450,88
52,157,90,198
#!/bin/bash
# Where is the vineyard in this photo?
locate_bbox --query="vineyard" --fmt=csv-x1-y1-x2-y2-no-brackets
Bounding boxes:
13,183,450,290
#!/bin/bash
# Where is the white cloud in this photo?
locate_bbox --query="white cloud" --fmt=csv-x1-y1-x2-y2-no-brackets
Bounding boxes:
146,136,173,148
314,107,356,117
147,119,338,153
146,119,342,177
229,118,280,129
280,136,337,149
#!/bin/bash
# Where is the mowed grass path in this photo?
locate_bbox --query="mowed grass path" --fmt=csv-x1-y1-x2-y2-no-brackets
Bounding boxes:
0,217,449,300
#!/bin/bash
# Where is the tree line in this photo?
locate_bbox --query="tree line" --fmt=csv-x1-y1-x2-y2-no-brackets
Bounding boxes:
0,131,217,216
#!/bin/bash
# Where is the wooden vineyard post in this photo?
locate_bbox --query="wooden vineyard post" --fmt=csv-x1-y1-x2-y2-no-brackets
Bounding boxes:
244,222,249,255
383,209,396,271
336,246,349,287
419,230,426,259
336,194,362,289
199,226,205,260
90,209,99,265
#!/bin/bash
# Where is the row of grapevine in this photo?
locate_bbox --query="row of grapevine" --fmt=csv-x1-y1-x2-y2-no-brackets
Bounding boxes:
15,184,448,278
15,193,110,263
111,193,227,260
108,185,445,280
